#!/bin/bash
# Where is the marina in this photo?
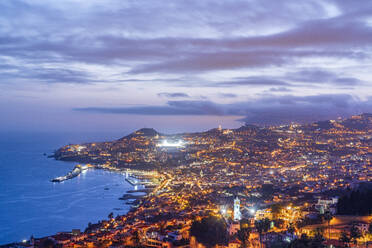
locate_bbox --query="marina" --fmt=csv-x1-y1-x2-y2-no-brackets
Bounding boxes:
124,177,141,186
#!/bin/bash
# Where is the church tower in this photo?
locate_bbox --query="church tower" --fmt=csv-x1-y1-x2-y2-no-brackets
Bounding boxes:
233,197,241,221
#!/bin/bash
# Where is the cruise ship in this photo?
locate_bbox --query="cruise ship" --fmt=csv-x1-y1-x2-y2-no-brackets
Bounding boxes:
51,165,88,182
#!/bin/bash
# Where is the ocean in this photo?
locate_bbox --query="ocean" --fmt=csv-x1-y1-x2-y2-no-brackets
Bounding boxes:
0,131,134,245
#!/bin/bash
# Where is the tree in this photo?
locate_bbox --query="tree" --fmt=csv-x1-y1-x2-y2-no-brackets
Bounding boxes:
159,221,167,235
260,184,275,200
350,224,362,245
270,240,290,248
274,218,285,229
190,215,228,248
131,230,141,248
367,223,372,248
339,231,351,247
289,234,311,248
289,233,326,248
289,233,307,248
323,210,333,241
287,223,296,241
40,238,55,248
240,218,250,229
237,228,250,248
337,188,372,215
108,212,114,220
312,227,325,248
255,218,271,248
271,204,283,219
288,223,295,235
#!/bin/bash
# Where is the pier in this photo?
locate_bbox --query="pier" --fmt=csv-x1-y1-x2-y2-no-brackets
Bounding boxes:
125,177,141,186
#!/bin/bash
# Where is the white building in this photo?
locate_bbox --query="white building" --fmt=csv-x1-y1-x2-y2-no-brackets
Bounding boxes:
233,197,241,221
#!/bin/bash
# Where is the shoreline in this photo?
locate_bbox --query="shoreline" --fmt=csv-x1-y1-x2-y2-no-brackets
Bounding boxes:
68,163,161,206
2,160,161,246
60,164,161,218
1,164,150,246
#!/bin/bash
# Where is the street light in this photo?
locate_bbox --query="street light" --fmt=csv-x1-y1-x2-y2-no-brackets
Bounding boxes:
249,207,256,215
220,206,227,216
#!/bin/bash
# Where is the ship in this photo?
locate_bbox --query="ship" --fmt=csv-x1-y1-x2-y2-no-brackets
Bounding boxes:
51,165,88,182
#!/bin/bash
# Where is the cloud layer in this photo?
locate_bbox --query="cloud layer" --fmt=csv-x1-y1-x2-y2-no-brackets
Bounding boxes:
1,0,372,129
75,94,372,125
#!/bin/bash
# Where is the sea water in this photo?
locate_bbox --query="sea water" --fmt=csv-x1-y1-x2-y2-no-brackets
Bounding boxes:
0,131,134,244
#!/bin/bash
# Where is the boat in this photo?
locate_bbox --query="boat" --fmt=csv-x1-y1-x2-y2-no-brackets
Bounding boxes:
51,176,66,182
50,165,85,183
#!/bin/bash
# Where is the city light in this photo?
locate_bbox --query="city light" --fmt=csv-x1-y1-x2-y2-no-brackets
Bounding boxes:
3,1,372,247
37,113,372,247
220,206,227,216
249,207,256,215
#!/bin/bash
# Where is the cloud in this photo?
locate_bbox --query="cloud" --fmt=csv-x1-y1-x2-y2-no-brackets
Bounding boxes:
0,65,95,84
128,18,372,74
333,77,363,85
219,93,237,98
2,0,372,133
215,76,291,87
0,2,370,74
0,0,341,40
0,0,370,92
268,87,292,92
130,50,290,74
286,69,363,86
239,94,372,125
158,92,190,98
287,69,335,82
75,93,372,125
75,100,224,115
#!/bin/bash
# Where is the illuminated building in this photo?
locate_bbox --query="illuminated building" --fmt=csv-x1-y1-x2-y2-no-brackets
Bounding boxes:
156,140,185,148
233,197,241,221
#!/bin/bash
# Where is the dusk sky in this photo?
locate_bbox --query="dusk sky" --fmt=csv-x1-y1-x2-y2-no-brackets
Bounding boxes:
1,0,372,134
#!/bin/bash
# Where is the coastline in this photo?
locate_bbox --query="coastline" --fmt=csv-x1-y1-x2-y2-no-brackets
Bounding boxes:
53,160,162,208
0,163,136,245
0,131,140,245
2,162,161,246
61,164,161,216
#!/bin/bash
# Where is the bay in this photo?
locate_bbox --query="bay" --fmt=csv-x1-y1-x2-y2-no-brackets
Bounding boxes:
0,131,133,245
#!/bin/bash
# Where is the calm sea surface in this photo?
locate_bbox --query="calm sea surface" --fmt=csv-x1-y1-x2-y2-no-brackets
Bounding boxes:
0,131,133,245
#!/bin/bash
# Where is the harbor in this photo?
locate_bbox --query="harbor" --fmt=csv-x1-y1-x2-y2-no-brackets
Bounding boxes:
124,170,159,187
118,170,161,208
51,164,160,209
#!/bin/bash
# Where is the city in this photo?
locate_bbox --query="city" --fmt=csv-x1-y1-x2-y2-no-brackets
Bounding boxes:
15,113,372,248
1,1,372,247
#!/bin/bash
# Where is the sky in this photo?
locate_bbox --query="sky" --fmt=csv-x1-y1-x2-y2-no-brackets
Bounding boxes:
1,0,372,134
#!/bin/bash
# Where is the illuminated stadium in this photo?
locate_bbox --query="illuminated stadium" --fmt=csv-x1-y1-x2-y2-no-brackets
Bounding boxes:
156,140,185,148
